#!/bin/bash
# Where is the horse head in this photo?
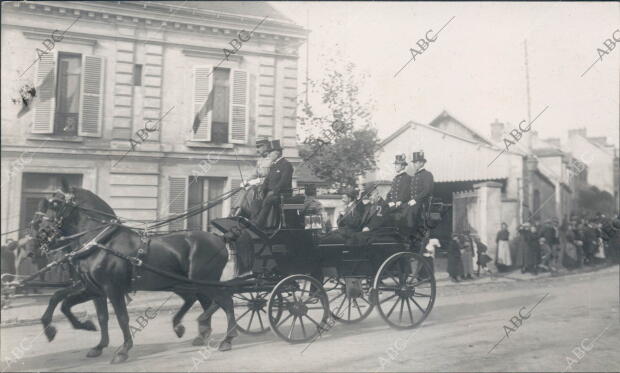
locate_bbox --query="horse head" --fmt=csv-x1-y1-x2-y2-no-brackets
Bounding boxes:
29,178,117,257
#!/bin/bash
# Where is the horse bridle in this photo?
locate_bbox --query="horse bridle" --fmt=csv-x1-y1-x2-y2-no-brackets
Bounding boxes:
30,189,113,256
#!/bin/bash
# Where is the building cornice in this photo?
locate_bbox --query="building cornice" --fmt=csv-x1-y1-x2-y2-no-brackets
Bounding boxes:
3,1,306,44
4,22,301,60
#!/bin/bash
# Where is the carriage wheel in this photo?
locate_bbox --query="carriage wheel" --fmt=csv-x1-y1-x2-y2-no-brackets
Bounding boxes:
372,252,436,329
323,276,374,324
233,291,272,335
267,275,330,343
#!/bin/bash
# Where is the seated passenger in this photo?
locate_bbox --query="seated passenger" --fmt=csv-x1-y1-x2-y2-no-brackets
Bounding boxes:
336,187,364,234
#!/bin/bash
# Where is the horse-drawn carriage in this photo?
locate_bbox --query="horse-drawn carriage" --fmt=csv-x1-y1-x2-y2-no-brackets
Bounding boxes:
211,189,446,343
12,181,447,363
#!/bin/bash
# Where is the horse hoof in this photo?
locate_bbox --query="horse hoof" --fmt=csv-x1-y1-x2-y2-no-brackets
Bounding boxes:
87,347,103,358
81,320,97,331
218,341,232,352
174,324,185,338
44,325,57,342
111,353,128,364
192,337,205,346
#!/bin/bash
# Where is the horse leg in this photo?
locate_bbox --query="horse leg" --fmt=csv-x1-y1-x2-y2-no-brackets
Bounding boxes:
60,289,99,332
212,293,238,352
193,295,216,346
172,293,196,338
107,287,132,364
41,285,80,341
86,296,109,358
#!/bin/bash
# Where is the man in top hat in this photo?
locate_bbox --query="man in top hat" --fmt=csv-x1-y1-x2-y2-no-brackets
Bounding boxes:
386,154,412,231
387,154,412,207
406,151,434,235
256,139,294,229
231,138,273,217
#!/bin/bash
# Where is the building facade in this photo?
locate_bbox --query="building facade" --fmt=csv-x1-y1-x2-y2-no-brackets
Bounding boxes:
1,1,306,239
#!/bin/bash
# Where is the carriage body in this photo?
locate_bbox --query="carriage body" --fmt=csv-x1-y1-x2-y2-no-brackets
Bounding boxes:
210,193,442,341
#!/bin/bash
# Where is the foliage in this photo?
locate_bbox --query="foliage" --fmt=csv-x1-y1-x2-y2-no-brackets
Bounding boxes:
298,60,381,189
575,185,616,217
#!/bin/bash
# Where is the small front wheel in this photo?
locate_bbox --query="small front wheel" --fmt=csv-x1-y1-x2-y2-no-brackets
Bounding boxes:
267,274,330,343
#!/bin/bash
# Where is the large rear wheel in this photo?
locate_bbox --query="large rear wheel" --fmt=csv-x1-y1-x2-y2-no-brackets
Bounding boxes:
372,252,436,329
267,275,330,343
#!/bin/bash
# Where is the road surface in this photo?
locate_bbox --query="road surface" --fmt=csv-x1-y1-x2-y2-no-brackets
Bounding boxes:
1,266,618,372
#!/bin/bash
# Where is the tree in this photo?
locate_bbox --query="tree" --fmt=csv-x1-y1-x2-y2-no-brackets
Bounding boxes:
575,185,616,217
298,60,380,189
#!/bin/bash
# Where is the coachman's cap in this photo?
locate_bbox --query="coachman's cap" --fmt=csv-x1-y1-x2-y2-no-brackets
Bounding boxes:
394,153,408,165
411,151,426,163
256,138,271,148
270,139,283,151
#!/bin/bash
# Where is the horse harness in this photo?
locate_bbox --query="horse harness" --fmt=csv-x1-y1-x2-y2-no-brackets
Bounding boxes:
32,188,237,290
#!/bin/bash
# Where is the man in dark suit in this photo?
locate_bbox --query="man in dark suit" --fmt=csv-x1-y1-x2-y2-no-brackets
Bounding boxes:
255,139,293,229
407,151,434,237
337,187,364,233
386,154,412,233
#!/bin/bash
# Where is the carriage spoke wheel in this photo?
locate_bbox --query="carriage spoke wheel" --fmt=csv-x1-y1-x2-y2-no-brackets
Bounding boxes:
233,291,272,335
323,276,374,324
373,252,436,329
267,275,330,344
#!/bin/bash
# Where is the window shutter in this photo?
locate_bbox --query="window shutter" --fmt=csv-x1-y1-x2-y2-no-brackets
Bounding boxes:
192,66,213,141
32,52,57,134
229,69,249,144
78,55,104,137
230,178,242,206
168,176,188,231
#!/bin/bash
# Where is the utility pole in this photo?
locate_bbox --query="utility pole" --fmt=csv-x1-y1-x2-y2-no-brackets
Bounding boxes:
305,7,310,107
524,39,533,147
523,39,534,222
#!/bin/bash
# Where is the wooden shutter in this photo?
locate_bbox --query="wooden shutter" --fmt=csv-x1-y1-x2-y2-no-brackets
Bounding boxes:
32,52,57,134
229,69,249,144
78,55,104,137
230,178,242,207
168,176,188,231
192,66,213,141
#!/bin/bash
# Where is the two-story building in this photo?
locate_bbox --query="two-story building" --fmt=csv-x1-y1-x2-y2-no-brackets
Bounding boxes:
1,1,306,239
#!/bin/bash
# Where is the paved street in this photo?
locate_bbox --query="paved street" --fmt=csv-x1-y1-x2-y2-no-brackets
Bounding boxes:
1,266,618,372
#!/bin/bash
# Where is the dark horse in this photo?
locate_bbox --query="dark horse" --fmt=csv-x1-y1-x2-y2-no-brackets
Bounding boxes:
30,181,248,363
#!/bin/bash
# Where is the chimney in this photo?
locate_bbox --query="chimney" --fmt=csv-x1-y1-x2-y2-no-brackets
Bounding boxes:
490,119,505,143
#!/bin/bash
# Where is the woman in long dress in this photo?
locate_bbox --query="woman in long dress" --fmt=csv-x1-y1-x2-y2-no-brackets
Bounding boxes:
447,234,464,282
495,223,511,270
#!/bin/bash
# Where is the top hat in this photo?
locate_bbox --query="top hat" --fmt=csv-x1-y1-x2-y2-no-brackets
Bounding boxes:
394,153,408,165
270,139,283,151
411,151,426,163
256,138,271,148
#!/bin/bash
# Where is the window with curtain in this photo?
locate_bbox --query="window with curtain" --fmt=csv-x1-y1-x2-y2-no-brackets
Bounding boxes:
55,52,81,136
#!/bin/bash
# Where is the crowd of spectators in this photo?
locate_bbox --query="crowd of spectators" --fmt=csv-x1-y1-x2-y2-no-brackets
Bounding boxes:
440,213,620,282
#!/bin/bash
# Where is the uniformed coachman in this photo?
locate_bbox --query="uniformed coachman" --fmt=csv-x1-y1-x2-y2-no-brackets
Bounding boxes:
406,151,434,234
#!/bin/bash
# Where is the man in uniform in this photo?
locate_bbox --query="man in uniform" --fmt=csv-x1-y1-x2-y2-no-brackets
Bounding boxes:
386,154,412,232
256,140,294,229
231,138,272,217
406,151,435,238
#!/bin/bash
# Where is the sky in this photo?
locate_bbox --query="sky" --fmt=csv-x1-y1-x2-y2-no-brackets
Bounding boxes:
271,1,620,148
